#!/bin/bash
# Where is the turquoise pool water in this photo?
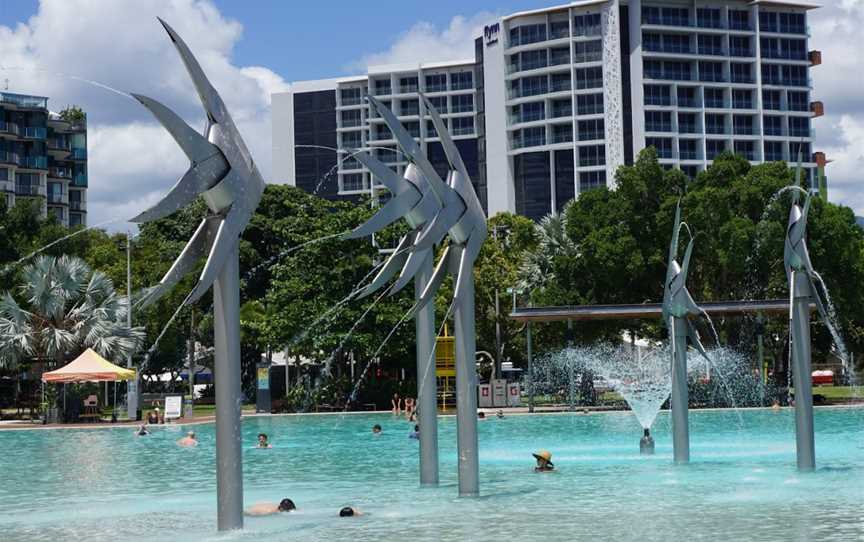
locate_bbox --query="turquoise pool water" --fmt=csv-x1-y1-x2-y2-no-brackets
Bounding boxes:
0,407,862,541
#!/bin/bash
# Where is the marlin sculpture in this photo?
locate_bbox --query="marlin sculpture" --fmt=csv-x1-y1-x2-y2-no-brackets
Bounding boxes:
662,202,713,361
130,18,266,307
128,19,265,530
344,94,487,309
343,94,486,495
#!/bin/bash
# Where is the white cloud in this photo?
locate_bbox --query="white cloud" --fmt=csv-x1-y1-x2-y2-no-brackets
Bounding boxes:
0,0,288,229
348,12,498,71
809,1,864,215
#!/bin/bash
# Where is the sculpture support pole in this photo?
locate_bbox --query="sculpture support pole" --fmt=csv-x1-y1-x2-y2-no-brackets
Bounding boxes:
453,246,480,496
670,316,690,464
213,243,244,530
791,272,815,471
415,251,439,486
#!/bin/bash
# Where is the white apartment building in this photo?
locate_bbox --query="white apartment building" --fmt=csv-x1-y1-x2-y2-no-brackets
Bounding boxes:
273,0,824,221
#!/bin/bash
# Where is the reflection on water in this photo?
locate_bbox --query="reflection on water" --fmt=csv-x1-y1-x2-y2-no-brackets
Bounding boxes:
0,408,862,541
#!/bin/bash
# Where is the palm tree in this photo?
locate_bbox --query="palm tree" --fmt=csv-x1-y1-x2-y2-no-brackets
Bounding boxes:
0,255,144,370
518,200,580,293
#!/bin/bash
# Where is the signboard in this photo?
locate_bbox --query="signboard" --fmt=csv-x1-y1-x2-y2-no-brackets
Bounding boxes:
436,335,455,377
484,22,500,46
478,383,493,407
507,382,521,407
164,395,182,420
491,378,507,407
257,366,270,390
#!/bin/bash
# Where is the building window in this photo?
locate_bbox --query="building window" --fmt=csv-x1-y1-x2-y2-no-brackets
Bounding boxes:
372,124,392,141
789,116,810,138
340,87,363,106
697,8,723,29
759,11,778,33
779,12,806,34
704,88,725,108
519,50,547,71
677,87,698,108
69,212,83,227
509,24,547,47
660,61,691,81
426,119,446,138
779,38,807,60
427,96,447,113
645,111,672,132
573,13,602,37
0,168,7,181
576,93,603,115
764,141,784,161
342,173,365,192
425,74,447,93
575,66,603,89
679,138,699,160
763,115,783,136
579,170,606,192
729,10,750,30
729,36,752,57
678,113,698,134
573,40,603,63
646,137,673,159
763,90,782,111
698,35,724,56
451,94,474,114
373,79,391,96
400,99,419,116
341,110,361,127
579,145,605,166
705,114,726,134
450,117,473,136
550,19,569,40
732,89,753,109
550,73,571,93
699,61,725,82
644,85,671,106
450,71,473,90
788,91,809,112
731,63,754,84
399,76,418,94
577,118,604,141
782,64,808,87
517,101,545,123
550,47,570,66
762,64,781,85
520,75,548,97
681,165,700,178
552,123,573,143
735,140,756,160
733,115,755,135
522,126,546,148
341,132,361,149
551,99,572,118
706,140,727,160
403,121,420,138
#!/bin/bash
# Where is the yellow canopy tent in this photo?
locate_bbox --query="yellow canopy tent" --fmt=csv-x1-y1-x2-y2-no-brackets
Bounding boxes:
41,349,135,422
42,348,135,383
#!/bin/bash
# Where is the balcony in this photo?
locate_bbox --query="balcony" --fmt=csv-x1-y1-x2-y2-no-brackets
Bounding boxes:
679,150,699,160
643,15,691,28
645,123,673,133
452,125,474,136
578,131,604,141
71,148,87,160
0,92,47,109
0,180,12,193
733,100,754,110
677,98,701,108
21,156,47,169
340,96,363,106
737,150,757,161
22,126,47,139
765,151,784,161
15,183,42,196
49,166,72,179
47,138,71,152
399,84,419,94
733,126,756,136
706,125,728,135
549,26,570,40
550,78,571,93
729,48,754,58
73,173,88,187
510,112,545,125
731,74,755,84
47,192,67,204
70,200,86,211
551,131,573,144
0,121,19,136
425,83,447,93
698,46,726,56
810,101,824,118
678,124,699,134
0,151,20,165
645,43,693,55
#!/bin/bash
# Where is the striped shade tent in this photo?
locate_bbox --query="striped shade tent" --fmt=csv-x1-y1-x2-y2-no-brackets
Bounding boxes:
42,348,135,383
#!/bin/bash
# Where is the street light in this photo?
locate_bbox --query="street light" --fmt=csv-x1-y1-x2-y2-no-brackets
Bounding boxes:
491,224,511,380
117,231,137,420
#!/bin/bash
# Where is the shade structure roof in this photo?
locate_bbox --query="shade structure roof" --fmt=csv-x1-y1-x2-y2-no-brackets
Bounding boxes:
42,348,136,383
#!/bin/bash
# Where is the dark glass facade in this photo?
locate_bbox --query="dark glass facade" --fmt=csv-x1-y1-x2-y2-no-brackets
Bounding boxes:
292,90,339,198
514,151,551,220
554,150,575,213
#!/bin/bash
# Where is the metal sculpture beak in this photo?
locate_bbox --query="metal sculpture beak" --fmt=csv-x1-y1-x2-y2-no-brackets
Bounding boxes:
342,95,486,307
130,18,265,307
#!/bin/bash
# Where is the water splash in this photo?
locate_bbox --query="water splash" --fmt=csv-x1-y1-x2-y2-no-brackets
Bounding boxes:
0,65,135,100
137,290,195,375
242,231,347,282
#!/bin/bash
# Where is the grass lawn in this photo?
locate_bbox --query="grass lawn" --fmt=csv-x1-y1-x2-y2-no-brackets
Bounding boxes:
810,386,863,401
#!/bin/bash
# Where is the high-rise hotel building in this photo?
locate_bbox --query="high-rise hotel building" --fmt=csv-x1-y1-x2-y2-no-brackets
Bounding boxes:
0,92,88,227
273,0,823,220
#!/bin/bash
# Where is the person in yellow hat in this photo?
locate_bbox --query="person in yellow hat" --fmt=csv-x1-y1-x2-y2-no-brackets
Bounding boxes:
533,450,554,472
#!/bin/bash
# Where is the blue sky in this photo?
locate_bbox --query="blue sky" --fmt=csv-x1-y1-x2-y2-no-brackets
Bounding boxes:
0,0,859,227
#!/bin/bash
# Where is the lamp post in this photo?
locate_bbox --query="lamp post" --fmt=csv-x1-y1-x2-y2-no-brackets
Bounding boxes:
119,231,139,421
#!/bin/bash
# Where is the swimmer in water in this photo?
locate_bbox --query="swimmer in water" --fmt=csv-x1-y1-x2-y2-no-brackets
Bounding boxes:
135,424,149,436
257,433,272,448
372,424,382,435
409,424,420,439
533,450,555,472
339,506,362,517
496,409,504,419
771,399,781,411
245,498,296,516
177,431,198,447
478,411,486,420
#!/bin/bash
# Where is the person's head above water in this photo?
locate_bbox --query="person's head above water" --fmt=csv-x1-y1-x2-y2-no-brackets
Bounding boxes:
278,498,296,512
187,431,196,439
533,449,554,471
478,412,486,419
372,424,382,433
340,506,359,517
258,433,268,443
